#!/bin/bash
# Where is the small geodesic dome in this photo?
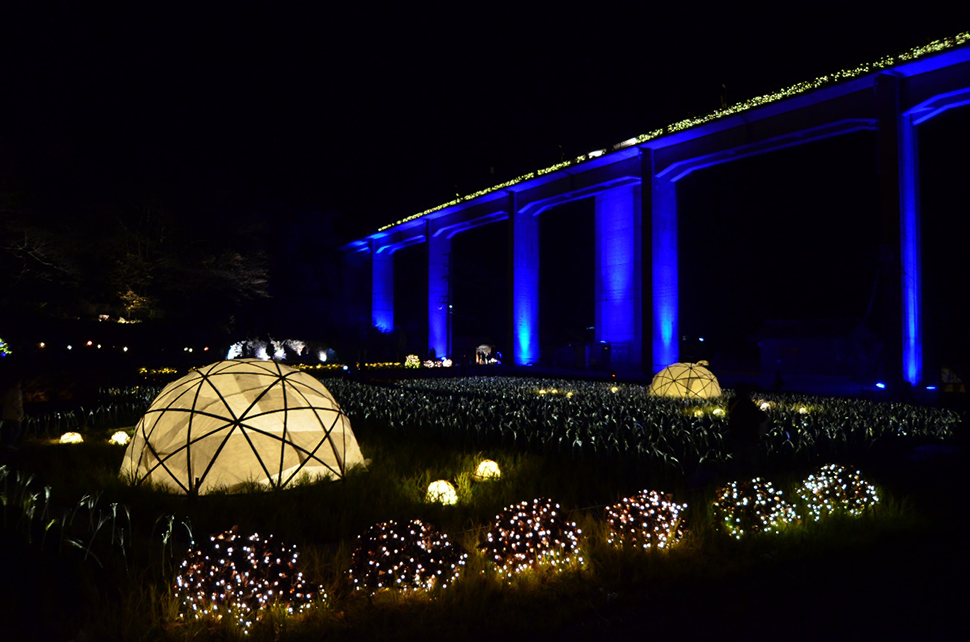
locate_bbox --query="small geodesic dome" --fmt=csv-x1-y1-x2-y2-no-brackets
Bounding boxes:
648,361,721,399
120,359,365,494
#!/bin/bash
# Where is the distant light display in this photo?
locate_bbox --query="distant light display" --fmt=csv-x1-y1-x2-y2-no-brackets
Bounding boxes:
796,463,880,521
404,355,420,369
347,519,467,593
59,432,84,444
174,528,318,631
481,498,584,576
605,490,687,550
712,478,797,539
426,480,458,505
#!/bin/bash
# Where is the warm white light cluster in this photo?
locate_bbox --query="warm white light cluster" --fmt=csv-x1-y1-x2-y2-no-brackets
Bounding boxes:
347,519,467,593
605,490,687,550
404,355,421,369
174,528,319,631
472,459,501,481
712,478,797,539
108,431,131,446
796,463,880,521
481,498,584,576
426,480,459,505
376,33,969,235
60,432,84,444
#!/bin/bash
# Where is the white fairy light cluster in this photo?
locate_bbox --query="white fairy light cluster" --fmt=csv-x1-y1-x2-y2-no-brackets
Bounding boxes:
605,490,687,550
375,32,969,233
174,528,318,632
481,498,584,576
712,478,797,540
347,519,467,594
796,463,880,522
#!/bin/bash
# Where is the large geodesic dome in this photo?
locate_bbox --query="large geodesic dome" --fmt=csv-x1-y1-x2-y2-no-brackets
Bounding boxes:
648,361,722,399
120,359,365,494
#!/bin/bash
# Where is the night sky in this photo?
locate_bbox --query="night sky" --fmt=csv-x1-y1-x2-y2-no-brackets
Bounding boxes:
1,2,969,368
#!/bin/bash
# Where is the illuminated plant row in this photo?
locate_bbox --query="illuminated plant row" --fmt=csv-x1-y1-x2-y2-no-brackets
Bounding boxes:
325,377,958,469
712,464,880,539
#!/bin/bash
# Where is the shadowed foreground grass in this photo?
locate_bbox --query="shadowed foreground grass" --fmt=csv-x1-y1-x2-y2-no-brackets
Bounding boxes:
0,416,966,641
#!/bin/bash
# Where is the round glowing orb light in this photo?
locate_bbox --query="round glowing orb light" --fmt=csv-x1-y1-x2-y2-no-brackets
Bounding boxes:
605,490,687,550
108,431,131,446
60,432,84,444
426,480,458,505
481,498,584,576
796,463,880,521
472,459,501,481
712,477,797,540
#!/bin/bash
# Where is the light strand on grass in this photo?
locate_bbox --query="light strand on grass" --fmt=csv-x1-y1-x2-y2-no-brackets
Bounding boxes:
712,478,797,539
174,528,319,632
481,498,584,576
347,519,467,593
605,490,687,549
796,463,880,521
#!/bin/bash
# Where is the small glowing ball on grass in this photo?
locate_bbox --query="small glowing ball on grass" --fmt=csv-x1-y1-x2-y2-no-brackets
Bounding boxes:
426,480,458,505
174,528,318,631
481,498,584,576
347,519,467,593
796,463,880,521
108,431,130,446
605,490,687,550
472,459,501,481
712,478,797,539
60,432,83,444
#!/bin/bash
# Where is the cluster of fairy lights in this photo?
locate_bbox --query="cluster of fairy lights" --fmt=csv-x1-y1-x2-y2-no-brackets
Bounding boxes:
605,490,687,550
347,519,467,593
174,529,318,631
404,354,421,369
712,478,797,540
481,498,584,576
375,31,969,233
796,464,880,522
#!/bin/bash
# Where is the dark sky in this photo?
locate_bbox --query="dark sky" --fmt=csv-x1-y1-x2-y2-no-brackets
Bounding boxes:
1,1,966,241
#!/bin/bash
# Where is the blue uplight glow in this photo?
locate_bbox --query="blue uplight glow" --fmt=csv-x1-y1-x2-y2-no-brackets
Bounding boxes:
651,178,678,372
898,115,922,386
512,208,540,365
372,247,395,332
925,385,937,390
875,382,887,389
595,185,640,368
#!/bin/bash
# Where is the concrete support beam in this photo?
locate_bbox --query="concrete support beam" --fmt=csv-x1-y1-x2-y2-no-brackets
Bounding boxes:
646,150,679,373
594,184,642,370
876,72,923,387
371,244,394,332
510,193,540,365
427,225,451,359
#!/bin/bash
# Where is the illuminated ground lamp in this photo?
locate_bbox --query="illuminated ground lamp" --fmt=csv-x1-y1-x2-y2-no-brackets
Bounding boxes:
712,478,797,540
481,498,584,576
426,480,458,505
796,463,880,521
108,431,131,446
471,459,501,482
605,490,687,550
347,519,467,593
174,528,319,631
60,432,84,444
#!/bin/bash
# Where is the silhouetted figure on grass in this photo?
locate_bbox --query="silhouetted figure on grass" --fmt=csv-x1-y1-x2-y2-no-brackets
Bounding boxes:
727,383,767,476
1,378,24,448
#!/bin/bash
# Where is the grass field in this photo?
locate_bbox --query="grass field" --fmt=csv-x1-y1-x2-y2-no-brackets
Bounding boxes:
1,377,966,641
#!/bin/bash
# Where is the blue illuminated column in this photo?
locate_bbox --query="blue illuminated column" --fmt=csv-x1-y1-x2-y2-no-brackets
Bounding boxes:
427,226,451,359
371,243,394,332
650,165,679,372
594,184,642,369
897,112,922,386
510,194,539,365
